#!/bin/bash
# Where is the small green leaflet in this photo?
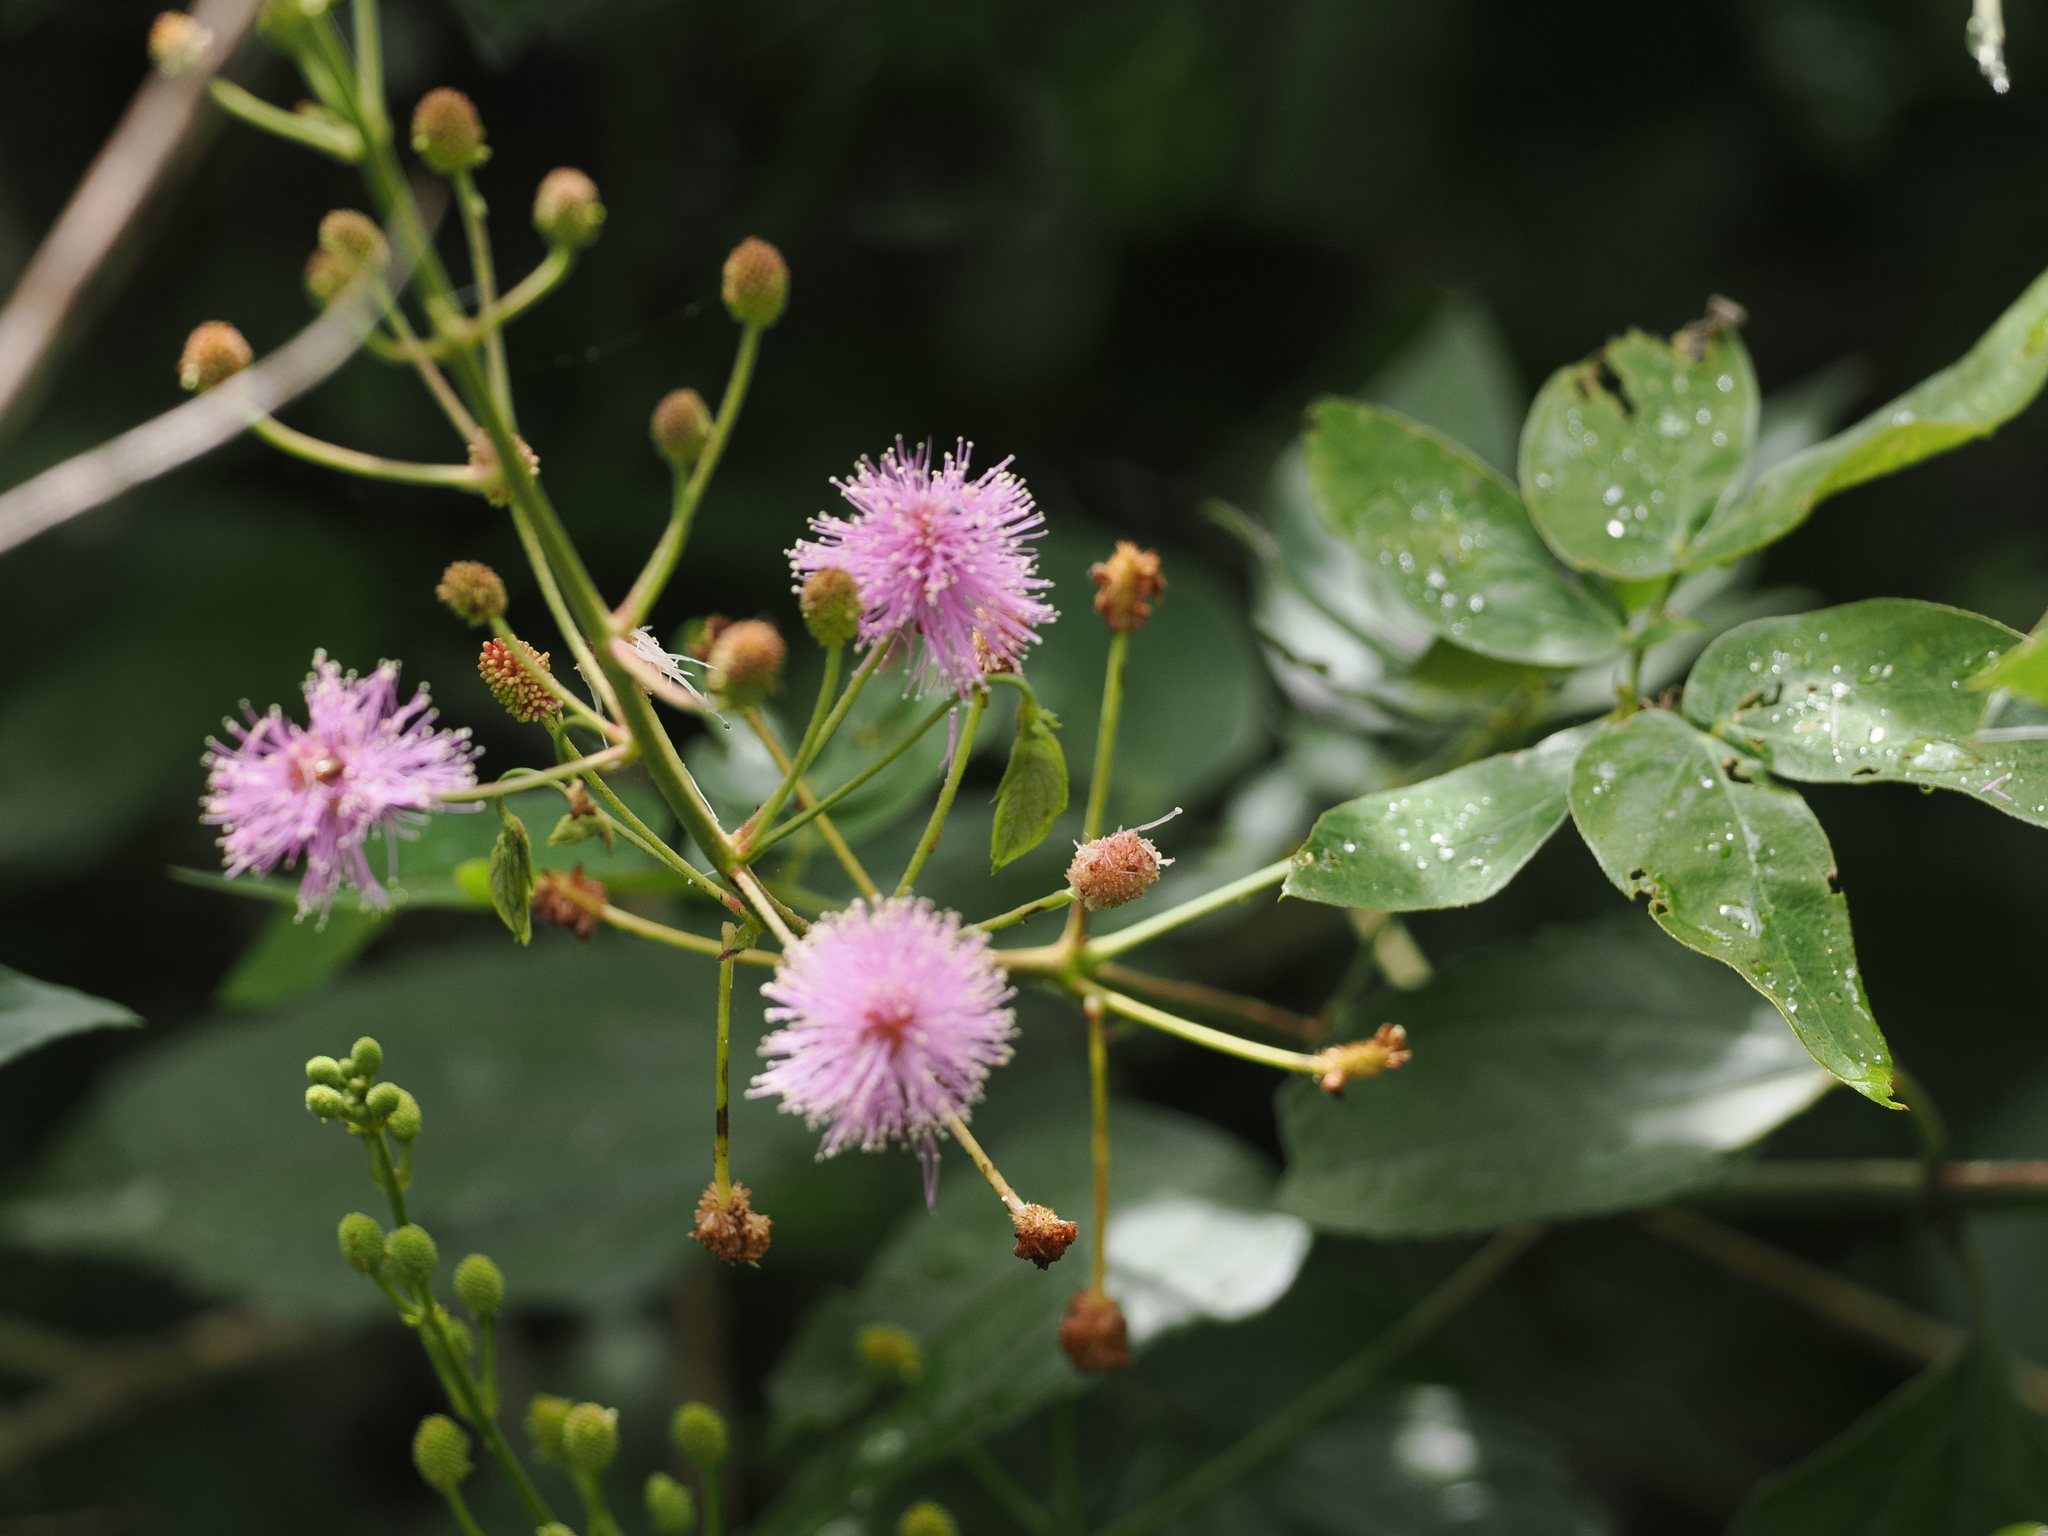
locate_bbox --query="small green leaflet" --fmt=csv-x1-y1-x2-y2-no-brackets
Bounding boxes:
1685,600,2048,828
990,692,1067,870
1284,723,1595,911
1303,399,1627,666
1971,610,2048,704
488,805,533,945
217,906,393,1011
1521,312,1758,578
1567,709,1894,1106
1686,262,2048,568
0,968,140,1067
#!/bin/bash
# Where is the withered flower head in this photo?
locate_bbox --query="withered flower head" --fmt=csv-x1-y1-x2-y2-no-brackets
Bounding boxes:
1067,828,1171,911
1058,1288,1133,1372
1010,1203,1078,1269
532,865,607,941
693,1181,772,1265
1088,541,1166,634
1313,1022,1411,1096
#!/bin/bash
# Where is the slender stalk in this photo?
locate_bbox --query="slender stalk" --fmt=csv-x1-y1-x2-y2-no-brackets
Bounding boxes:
412,1289,555,1527
746,645,842,837
439,746,627,802
699,1464,723,1536
615,323,764,630
451,167,510,419
715,930,735,1204
740,648,888,849
206,80,362,160
944,1112,1024,1214
1082,631,1130,844
394,246,577,360
959,1445,1054,1536
362,1130,410,1227
740,704,879,899
896,691,983,896
477,1314,497,1415
1090,988,1326,1076
503,496,620,721
573,1470,623,1536
380,297,479,439
1084,859,1292,962
440,1486,490,1536
747,696,953,858
1094,961,1322,1040
577,773,743,914
351,0,387,141
1085,996,1111,1296
488,618,623,740
732,866,800,948
972,888,1076,935
1094,1227,1544,1536
249,415,480,489
599,905,776,965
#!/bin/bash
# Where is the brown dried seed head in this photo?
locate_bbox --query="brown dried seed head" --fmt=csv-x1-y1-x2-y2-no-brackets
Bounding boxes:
693,1182,773,1264
178,321,253,393
478,638,561,723
1314,1022,1411,1096
411,87,489,174
436,561,507,626
1066,829,1169,911
1010,1204,1078,1269
1088,541,1166,634
1058,1288,1133,1372
707,619,787,708
532,865,607,941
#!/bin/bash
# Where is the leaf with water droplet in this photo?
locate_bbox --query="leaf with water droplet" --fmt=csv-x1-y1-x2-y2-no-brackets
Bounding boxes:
1304,399,1627,666
1568,709,1895,1107
1685,599,2048,829
1284,723,1596,911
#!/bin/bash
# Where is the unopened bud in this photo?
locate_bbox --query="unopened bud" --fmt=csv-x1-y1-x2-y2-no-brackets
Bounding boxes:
479,637,562,724
386,1088,423,1142
349,1036,383,1077
899,1502,960,1536
365,1080,403,1119
645,1471,697,1534
1058,1289,1133,1372
305,1084,349,1119
528,1395,572,1462
650,388,712,469
454,1253,505,1317
855,1324,922,1383
1067,829,1169,911
440,1312,475,1362
707,619,786,708
1010,1204,1078,1270
562,1402,619,1475
303,251,348,310
319,208,385,265
799,567,861,648
413,1414,473,1492
178,321,252,392
411,87,489,174
670,1402,727,1469
148,11,213,76
437,561,508,626
384,1223,439,1286
533,865,607,941
1089,541,1165,634
1313,1023,1411,1096
534,168,605,249
305,1055,346,1088
337,1212,385,1272
721,237,788,329
468,432,540,507
692,1181,773,1265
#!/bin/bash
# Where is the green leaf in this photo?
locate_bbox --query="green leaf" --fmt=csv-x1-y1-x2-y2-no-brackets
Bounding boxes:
1520,318,1758,578
1276,917,1832,1236
216,906,394,1011
1304,399,1627,666
1283,723,1595,911
1970,611,2048,704
0,968,140,1067
1731,1342,2048,1536
1684,600,2048,827
1363,295,1528,475
1567,709,1894,1106
487,807,533,944
1687,264,2048,567
990,695,1068,870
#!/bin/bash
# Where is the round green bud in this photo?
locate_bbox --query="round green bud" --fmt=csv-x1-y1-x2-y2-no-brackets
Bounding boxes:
670,1401,727,1469
856,1324,923,1384
721,237,788,329
384,1223,439,1286
305,1055,346,1088
365,1081,403,1119
305,1084,349,1120
898,1502,958,1536
454,1253,505,1318
436,561,507,626
337,1212,385,1272
707,619,786,709
349,1036,383,1078
439,1311,475,1362
645,1472,697,1534
386,1088,423,1143
533,168,606,249
528,1394,572,1462
412,1413,473,1493
799,567,861,648
562,1402,619,1475
650,388,712,469
411,87,489,174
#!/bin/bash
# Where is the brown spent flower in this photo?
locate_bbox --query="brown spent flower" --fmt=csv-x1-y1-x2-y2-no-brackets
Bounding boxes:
478,637,561,723
303,250,349,309
468,433,541,506
1067,829,1170,912
722,237,789,329
1058,1289,1133,1372
799,567,861,648
148,11,213,76
707,619,787,707
1089,541,1166,634
1010,1203,1078,1269
178,321,253,393
650,388,712,469
1313,1023,1411,1096
693,1181,773,1264
411,87,489,174
534,168,606,249
436,561,507,626
532,865,607,941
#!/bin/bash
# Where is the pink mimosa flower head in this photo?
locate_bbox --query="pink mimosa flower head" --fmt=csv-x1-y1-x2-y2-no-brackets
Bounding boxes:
789,441,1057,697
751,897,1016,1171
202,652,479,918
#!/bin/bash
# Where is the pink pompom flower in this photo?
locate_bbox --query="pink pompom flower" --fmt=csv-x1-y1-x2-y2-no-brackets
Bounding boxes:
751,897,1016,1174
789,441,1057,696
202,652,479,917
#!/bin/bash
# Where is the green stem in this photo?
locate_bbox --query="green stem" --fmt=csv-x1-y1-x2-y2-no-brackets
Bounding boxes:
379,296,480,439
959,1445,1053,1536
413,1289,556,1528
615,323,764,631
748,645,842,836
599,904,777,964
439,747,628,802
1093,1227,1544,1536
732,865,801,948
739,705,879,900
1089,987,1326,1076
452,167,511,421
478,1314,497,1416
1082,630,1130,843
394,247,579,360
352,0,387,141
490,618,622,740
1083,859,1292,962
1086,996,1110,1296
746,695,953,858
972,888,1075,935
698,1464,723,1536
249,416,480,489
944,1112,1024,1215
896,691,983,896
1692,1158,2048,1213
440,1486,490,1536
716,933,735,1202
577,773,743,914
207,80,362,160
573,1470,623,1536
363,1130,409,1227
1094,962,1323,1040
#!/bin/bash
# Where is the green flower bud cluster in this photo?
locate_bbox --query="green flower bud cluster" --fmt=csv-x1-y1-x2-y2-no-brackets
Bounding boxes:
301,1036,422,1143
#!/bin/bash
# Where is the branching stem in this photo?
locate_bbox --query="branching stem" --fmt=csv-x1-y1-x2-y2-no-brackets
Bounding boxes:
897,690,983,895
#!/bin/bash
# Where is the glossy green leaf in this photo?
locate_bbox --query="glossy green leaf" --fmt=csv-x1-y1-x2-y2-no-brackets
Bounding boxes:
1276,918,1832,1236
1364,295,1528,476
1304,399,1626,667
216,906,393,1011
1971,611,2048,704
1283,723,1595,911
1687,264,2048,567
990,694,1068,870
1684,600,2048,827
1521,319,1757,578
1731,1342,2048,1536
487,807,534,944
1567,709,1893,1105
0,968,140,1067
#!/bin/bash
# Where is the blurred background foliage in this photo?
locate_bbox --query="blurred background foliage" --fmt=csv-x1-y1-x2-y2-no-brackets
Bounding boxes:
3,0,2048,1533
